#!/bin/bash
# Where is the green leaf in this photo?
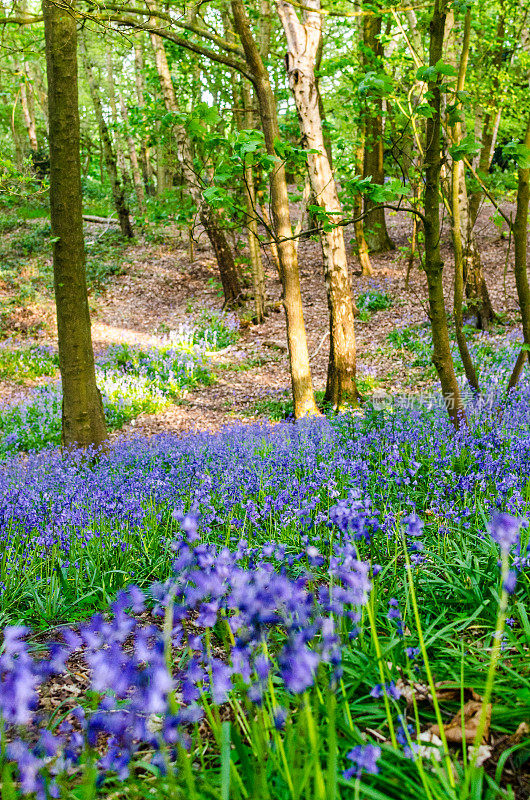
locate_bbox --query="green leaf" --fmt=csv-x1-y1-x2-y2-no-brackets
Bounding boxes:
416,65,437,82
449,133,480,161
435,59,458,77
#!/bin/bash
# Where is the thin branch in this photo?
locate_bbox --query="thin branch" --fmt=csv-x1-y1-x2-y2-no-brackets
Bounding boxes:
89,12,255,83
100,4,245,55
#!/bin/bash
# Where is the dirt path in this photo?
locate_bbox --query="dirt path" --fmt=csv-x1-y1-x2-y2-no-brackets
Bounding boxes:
92,202,520,437
0,202,521,436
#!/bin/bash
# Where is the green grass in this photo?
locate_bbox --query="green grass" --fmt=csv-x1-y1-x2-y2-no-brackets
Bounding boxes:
357,289,393,322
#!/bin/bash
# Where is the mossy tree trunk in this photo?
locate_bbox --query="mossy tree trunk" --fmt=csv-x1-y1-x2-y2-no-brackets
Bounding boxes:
42,0,107,449
507,115,530,389
424,0,466,428
149,29,242,306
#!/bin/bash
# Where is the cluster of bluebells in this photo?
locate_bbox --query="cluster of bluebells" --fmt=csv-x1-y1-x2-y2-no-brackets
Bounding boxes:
0,515,373,796
0,336,217,455
0,395,528,612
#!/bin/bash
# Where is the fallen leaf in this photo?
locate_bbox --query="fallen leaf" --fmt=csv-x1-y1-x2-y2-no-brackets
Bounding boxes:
396,678,482,706
430,699,491,744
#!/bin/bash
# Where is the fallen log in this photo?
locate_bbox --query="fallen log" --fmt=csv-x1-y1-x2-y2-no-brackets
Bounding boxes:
82,214,118,224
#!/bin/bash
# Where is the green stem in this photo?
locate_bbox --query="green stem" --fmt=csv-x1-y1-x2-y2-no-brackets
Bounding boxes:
463,551,509,795
366,599,397,747
403,541,456,788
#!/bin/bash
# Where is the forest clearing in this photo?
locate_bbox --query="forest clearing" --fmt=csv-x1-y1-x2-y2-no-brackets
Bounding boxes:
0,0,529,797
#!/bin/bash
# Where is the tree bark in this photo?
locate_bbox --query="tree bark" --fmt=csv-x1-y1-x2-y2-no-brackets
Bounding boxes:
106,47,133,198
362,14,394,253
424,0,465,428
241,80,266,322
119,91,147,214
15,58,38,152
276,0,360,408
42,0,107,449
133,33,155,195
354,129,373,276
149,29,242,306
507,115,530,390
231,0,319,417
81,41,134,238
450,8,480,393
445,11,495,331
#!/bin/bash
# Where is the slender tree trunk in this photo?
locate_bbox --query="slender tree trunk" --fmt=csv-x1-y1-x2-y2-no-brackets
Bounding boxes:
241,81,266,322
362,14,394,253
354,130,373,276
507,116,530,390
42,0,107,449
450,9,480,392
232,0,319,417
81,42,134,238
133,33,155,195
276,0,359,408
15,59,38,152
149,30,242,306
424,0,465,428
468,16,505,227
106,48,133,198
119,92,146,214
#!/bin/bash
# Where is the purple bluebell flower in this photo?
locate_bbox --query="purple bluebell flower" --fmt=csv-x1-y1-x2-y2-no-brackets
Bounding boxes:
489,513,521,553
343,744,381,780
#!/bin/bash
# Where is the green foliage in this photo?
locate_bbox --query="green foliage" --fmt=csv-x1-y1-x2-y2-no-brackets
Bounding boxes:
357,289,393,321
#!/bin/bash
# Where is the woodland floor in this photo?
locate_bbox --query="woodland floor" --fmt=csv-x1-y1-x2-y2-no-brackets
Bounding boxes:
0,199,522,435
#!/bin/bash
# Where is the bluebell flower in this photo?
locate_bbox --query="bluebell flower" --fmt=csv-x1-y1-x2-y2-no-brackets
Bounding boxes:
343,744,381,780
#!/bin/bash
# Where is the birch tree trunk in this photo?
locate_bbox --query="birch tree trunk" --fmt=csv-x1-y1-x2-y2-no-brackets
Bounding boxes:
232,0,319,417
276,0,360,408
149,30,242,306
424,0,465,428
443,10,495,330
241,80,266,322
42,0,107,449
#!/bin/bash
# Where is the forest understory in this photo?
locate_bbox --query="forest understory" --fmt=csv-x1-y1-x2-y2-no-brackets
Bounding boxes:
0,199,521,437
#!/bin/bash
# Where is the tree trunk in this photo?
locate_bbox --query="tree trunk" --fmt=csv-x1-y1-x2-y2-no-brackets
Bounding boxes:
468,16,505,227
119,91,146,214
42,0,107,449
241,80,266,322
106,47,134,198
354,131,373,276
15,59,38,152
362,14,394,253
507,116,530,390
276,0,359,409
149,30,242,306
444,10,495,331
232,0,319,417
450,8,480,393
424,0,465,428
81,42,134,238
133,33,155,195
